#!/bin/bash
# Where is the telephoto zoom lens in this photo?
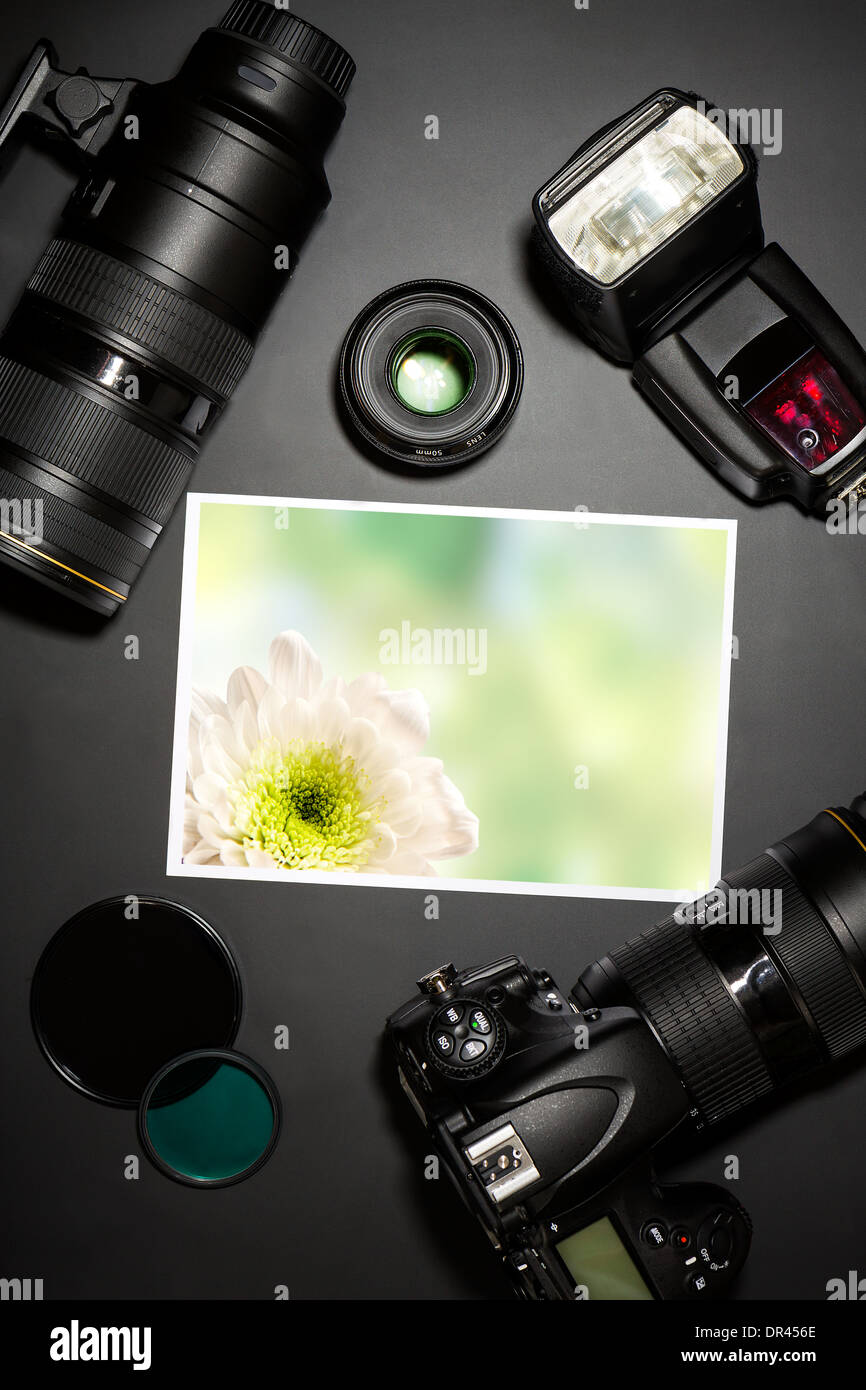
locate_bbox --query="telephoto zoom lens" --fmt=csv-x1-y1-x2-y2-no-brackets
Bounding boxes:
0,2,354,614
575,795,866,1127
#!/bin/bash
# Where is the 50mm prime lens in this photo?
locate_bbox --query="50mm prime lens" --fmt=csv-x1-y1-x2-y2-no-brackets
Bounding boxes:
339,280,524,469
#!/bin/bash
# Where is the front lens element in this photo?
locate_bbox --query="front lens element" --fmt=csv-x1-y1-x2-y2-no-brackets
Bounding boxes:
391,331,476,416
548,105,744,285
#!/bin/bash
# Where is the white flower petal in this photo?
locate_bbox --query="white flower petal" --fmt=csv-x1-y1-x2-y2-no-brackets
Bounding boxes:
340,716,384,767
344,675,430,752
236,701,259,757
192,772,227,808
197,813,242,853
362,848,436,876
200,728,244,783
400,757,479,860
245,846,281,870
191,688,229,729
269,631,323,701
256,685,288,742
275,696,315,748
183,840,221,866
308,693,352,746
226,666,269,716
366,822,398,864
219,845,249,868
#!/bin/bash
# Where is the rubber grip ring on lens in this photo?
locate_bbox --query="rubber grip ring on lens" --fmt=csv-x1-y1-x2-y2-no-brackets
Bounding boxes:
27,241,254,401
609,918,774,1125
0,358,193,527
219,2,356,98
0,462,149,587
730,854,866,1061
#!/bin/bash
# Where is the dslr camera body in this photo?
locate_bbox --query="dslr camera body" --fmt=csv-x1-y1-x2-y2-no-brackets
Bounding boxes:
387,957,750,1301
387,796,866,1301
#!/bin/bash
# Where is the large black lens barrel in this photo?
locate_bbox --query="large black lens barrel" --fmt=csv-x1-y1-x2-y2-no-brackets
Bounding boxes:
575,798,866,1127
0,3,354,614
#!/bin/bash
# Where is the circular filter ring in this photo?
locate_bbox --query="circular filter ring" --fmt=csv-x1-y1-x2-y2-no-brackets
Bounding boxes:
138,1048,281,1188
339,279,524,469
31,897,242,1107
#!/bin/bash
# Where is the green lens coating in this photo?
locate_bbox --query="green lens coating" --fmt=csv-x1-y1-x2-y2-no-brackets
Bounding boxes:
391,332,475,415
142,1052,277,1184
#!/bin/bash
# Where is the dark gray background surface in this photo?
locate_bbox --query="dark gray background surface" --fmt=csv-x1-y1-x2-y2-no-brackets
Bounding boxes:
1,0,864,1301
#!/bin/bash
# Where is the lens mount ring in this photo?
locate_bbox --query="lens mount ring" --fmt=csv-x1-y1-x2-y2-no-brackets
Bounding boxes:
339,280,523,469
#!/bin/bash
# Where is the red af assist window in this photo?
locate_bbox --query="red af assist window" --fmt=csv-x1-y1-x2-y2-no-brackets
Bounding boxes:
744,348,866,472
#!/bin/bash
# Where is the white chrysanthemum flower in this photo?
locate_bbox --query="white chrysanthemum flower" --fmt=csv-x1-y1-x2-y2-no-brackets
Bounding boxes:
184,630,479,876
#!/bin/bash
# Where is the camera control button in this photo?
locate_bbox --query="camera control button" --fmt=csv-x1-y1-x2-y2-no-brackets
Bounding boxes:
426,996,505,1077
670,1227,691,1251
688,1273,709,1294
642,1221,667,1248
436,1004,464,1027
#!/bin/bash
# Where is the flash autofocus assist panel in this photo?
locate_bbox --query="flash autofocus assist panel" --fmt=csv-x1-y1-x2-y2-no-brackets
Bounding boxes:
532,88,762,363
339,280,524,468
633,243,866,511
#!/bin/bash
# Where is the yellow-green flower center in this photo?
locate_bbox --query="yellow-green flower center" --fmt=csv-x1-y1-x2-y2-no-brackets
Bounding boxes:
229,740,383,870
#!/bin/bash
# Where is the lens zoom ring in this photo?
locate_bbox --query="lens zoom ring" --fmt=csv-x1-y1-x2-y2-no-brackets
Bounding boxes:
219,2,356,97
609,919,774,1125
27,241,253,400
726,855,866,1061
0,464,148,586
0,359,193,526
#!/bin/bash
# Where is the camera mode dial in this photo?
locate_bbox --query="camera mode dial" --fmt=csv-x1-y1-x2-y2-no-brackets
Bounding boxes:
426,998,506,1079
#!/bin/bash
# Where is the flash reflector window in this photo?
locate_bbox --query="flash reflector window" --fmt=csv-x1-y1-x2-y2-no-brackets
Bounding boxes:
548,105,745,286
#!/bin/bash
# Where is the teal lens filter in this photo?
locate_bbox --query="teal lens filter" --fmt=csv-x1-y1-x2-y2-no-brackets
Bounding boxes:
139,1049,281,1187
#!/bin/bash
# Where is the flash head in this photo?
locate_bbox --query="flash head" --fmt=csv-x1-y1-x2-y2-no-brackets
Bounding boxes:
532,88,763,363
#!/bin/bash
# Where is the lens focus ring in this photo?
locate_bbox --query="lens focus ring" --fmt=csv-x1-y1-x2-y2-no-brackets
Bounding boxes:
27,241,254,400
609,918,774,1125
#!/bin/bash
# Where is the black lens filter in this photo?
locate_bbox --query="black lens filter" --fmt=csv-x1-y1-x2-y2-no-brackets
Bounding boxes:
31,897,280,1186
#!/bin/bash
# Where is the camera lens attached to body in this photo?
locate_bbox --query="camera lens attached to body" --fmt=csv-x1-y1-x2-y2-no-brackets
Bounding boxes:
338,280,524,469
575,797,866,1127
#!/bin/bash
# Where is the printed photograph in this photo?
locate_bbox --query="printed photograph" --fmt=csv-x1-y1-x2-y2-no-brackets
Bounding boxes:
168,498,736,899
